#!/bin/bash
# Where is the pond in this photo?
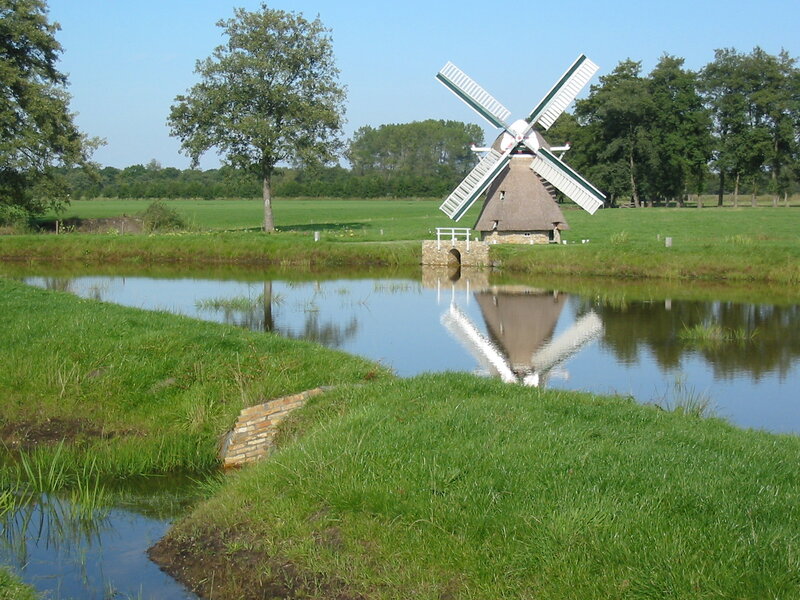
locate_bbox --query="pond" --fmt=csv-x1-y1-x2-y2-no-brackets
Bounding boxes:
22,268,800,435
1,477,201,599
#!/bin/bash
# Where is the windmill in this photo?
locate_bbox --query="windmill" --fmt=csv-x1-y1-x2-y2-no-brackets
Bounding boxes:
436,54,605,242
441,290,602,387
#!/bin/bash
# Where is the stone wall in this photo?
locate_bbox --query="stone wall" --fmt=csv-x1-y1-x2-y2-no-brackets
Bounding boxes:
220,387,327,468
421,240,489,267
481,230,555,245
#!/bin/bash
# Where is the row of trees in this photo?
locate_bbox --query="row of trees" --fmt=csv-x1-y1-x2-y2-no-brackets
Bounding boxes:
549,48,800,207
61,119,485,199
3,1,798,230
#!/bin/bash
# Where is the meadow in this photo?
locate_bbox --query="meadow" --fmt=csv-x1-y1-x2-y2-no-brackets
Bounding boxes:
2,197,800,598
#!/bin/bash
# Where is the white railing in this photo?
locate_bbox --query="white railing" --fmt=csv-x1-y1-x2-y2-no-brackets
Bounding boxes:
436,227,472,251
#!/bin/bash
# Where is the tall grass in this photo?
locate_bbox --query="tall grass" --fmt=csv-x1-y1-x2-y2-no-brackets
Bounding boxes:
0,567,38,600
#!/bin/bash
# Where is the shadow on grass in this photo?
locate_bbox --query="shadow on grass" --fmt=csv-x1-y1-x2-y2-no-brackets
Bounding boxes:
231,223,367,234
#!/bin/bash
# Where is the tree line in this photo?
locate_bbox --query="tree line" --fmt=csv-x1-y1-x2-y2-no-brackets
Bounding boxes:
60,119,484,200
3,0,798,229
548,48,800,207
66,47,799,206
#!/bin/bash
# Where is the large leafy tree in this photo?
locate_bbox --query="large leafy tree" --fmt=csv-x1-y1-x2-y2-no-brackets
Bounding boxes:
0,0,95,222
168,4,346,232
701,47,799,207
573,60,657,207
647,55,712,205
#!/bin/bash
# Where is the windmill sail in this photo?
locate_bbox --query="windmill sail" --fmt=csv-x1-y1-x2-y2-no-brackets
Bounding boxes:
526,54,599,130
530,148,605,214
441,304,517,383
437,62,512,129
530,312,602,373
440,148,511,221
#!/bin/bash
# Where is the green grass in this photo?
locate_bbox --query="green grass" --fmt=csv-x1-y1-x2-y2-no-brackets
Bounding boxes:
0,278,389,487
44,197,449,239
163,375,800,599
2,199,794,285
0,568,37,600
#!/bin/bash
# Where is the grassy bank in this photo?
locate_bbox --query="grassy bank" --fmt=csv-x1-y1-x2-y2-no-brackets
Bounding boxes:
3,202,799,284
0,568,37,600
0,231,421,268
0,278,388,489
154,375,800,599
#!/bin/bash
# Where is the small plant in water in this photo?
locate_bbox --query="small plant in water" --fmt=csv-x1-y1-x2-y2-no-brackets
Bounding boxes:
679,323,758,347
652,375,715,418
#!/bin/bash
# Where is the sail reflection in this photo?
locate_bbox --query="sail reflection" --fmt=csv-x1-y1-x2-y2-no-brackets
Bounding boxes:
442,288,601,387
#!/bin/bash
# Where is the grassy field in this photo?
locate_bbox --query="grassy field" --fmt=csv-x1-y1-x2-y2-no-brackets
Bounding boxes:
3,278,800,598
39,195,800,242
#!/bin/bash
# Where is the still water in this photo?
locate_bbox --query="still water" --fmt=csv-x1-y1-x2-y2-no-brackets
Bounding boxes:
1,479,200,600
25,272,800,435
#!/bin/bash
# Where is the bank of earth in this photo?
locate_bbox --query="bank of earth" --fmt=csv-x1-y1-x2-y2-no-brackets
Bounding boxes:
2,225,800,285
2,277,800,599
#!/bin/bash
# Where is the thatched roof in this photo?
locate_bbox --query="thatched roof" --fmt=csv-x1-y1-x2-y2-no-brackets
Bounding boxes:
474,131,569,232
475,290,566,375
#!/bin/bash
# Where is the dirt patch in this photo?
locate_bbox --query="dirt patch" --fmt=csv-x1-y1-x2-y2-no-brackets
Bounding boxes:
149,526,366,600
0,417,129,451
44,216,144,234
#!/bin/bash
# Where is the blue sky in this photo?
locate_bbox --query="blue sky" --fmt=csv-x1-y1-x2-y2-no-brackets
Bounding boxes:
47,0,800,169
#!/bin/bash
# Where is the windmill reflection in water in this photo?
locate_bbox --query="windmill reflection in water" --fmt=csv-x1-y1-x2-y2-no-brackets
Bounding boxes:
441,285,601,387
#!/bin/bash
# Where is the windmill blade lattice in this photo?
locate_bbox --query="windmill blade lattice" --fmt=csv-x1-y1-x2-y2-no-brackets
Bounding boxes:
440,148,512,221
437,62,511,129
436,54,605,221
530,149,604,215
526,54,599,130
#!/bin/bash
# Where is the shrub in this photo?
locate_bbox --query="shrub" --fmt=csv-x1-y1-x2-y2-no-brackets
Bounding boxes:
141,201,187,232
0,204,33,230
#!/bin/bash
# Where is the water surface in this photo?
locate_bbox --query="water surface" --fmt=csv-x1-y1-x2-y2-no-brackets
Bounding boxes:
24,271,800,434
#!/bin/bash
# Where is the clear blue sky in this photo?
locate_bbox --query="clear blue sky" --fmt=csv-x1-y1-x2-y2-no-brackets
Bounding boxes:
47,0,800,169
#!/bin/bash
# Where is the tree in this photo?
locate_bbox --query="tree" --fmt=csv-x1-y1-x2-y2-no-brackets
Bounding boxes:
0,0,96,223
347,120,483,178
647,55,712,205
168,4,346,232
701,48,799,207
573,60,657,207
